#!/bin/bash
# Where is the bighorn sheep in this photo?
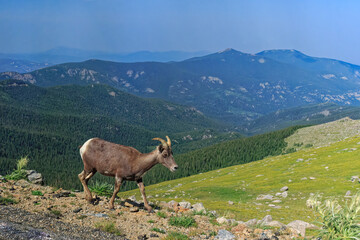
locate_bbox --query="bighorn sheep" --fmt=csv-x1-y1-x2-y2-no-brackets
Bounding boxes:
78,136,177,212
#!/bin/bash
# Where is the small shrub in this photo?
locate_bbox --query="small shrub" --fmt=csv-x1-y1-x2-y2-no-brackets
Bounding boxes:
169,215,197,228
89,181,114,198
151,227,166,234
157,211,167,218
31,190,43,196
308,193,360,239
192,210,206,216
164,231,189,240
94,221,122,236
0,196,17,205
5,157,29,181
305,143,313,148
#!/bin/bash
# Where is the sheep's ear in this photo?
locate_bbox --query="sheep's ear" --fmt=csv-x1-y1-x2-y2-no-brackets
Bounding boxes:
158,145,165,153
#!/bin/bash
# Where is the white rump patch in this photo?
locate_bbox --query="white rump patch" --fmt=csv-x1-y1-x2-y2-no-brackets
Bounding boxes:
80,138,94,158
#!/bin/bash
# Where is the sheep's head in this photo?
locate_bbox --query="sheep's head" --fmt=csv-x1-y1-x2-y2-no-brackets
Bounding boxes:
153,136,178,172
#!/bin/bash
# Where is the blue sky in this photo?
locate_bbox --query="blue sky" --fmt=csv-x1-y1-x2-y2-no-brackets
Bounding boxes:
1,0,360,64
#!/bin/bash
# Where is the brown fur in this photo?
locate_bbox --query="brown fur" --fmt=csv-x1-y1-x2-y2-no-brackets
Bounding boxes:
78,137,177,212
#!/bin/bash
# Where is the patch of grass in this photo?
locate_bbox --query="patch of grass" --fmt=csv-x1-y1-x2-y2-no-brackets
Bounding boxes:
5,157,29,181
94,221,122,236
164,231,189,240
69,193,76,197
148,220,155,223
31,190,43,196
77,215,87,220
157,211,167,218
89,181,114,198
308,193,360,239
168,215,197,228
151,227,166,234
0,196,17,205
50,209,62,217
191,210,206,216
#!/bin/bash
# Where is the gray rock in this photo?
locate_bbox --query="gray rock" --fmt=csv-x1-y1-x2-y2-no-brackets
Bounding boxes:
214,229,235,240
287,220,318,237
129,207,139,212
192,202,206,213
129,195,137,202
179,201,191,209
280,186,289,192
217,217,230,224
272,200,282,203
259,215,272,225
73,208,82,213
27,171,43,185
309,177,316,180
228,201,234,205
245,218,257,226
256,194,273,200
351,176,360,182
275,192,282,197
168,200,179,207
281,192,288,198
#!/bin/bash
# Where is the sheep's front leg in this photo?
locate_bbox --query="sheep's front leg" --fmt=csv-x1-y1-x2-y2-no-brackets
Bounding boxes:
109,176,123,209
137,178,153,213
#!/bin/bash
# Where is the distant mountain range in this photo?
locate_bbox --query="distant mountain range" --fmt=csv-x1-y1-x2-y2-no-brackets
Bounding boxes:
2,48,360,127
0,47,209,65
0,58,50,73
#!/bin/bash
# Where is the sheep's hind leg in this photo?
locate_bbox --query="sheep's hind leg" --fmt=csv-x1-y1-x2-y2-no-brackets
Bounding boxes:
78,170,95,202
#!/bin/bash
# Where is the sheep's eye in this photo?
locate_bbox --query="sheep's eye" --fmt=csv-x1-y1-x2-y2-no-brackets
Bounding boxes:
163,153,168,158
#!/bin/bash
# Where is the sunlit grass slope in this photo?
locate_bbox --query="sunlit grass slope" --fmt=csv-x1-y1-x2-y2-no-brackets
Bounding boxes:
121,135,360,223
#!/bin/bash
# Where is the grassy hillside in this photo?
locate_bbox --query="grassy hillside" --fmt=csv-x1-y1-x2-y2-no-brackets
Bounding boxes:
122,134,360,223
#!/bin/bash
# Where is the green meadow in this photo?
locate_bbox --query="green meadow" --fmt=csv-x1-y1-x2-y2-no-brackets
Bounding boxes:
121,135,360,223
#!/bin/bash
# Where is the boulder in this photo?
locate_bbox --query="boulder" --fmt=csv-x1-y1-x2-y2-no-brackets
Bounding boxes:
228,201,234,205
168,200,179,208
287,220,318,237
259,215,273,225
267,221,285,227
129,195,137,202
214,229,236,240
351,176,360,182
179,201,191,209
280,186,289,192
26,171,43,185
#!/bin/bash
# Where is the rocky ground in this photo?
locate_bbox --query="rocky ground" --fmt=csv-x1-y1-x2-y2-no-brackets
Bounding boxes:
0,178,314,240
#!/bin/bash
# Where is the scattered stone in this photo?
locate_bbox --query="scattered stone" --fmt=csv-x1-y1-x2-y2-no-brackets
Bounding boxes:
124,199,139,208
256,175,264,177
275,192,282,197
280,186,288,192
351,176,360,182
150,233,159,238
268,204,276,207
256,194,273,200
178,201,191,209
199,234,207,239
309,177,316,180
209,210,218,217
192,202,206,213
301,177,308,180
129,195,137,202
73,208,82,213
296,158,304,162
217,217,230,224
272,200,282,203
168,200,179,208
258,232,271,240
228,201,234,205
245,219,257,226
214,229,236,240
130,207,139,212
288,180,292,182
345,190,352,197
280,192,288,198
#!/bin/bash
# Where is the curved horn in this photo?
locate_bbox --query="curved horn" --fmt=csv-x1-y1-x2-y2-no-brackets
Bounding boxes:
152,137,168,147
166,136,171,148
